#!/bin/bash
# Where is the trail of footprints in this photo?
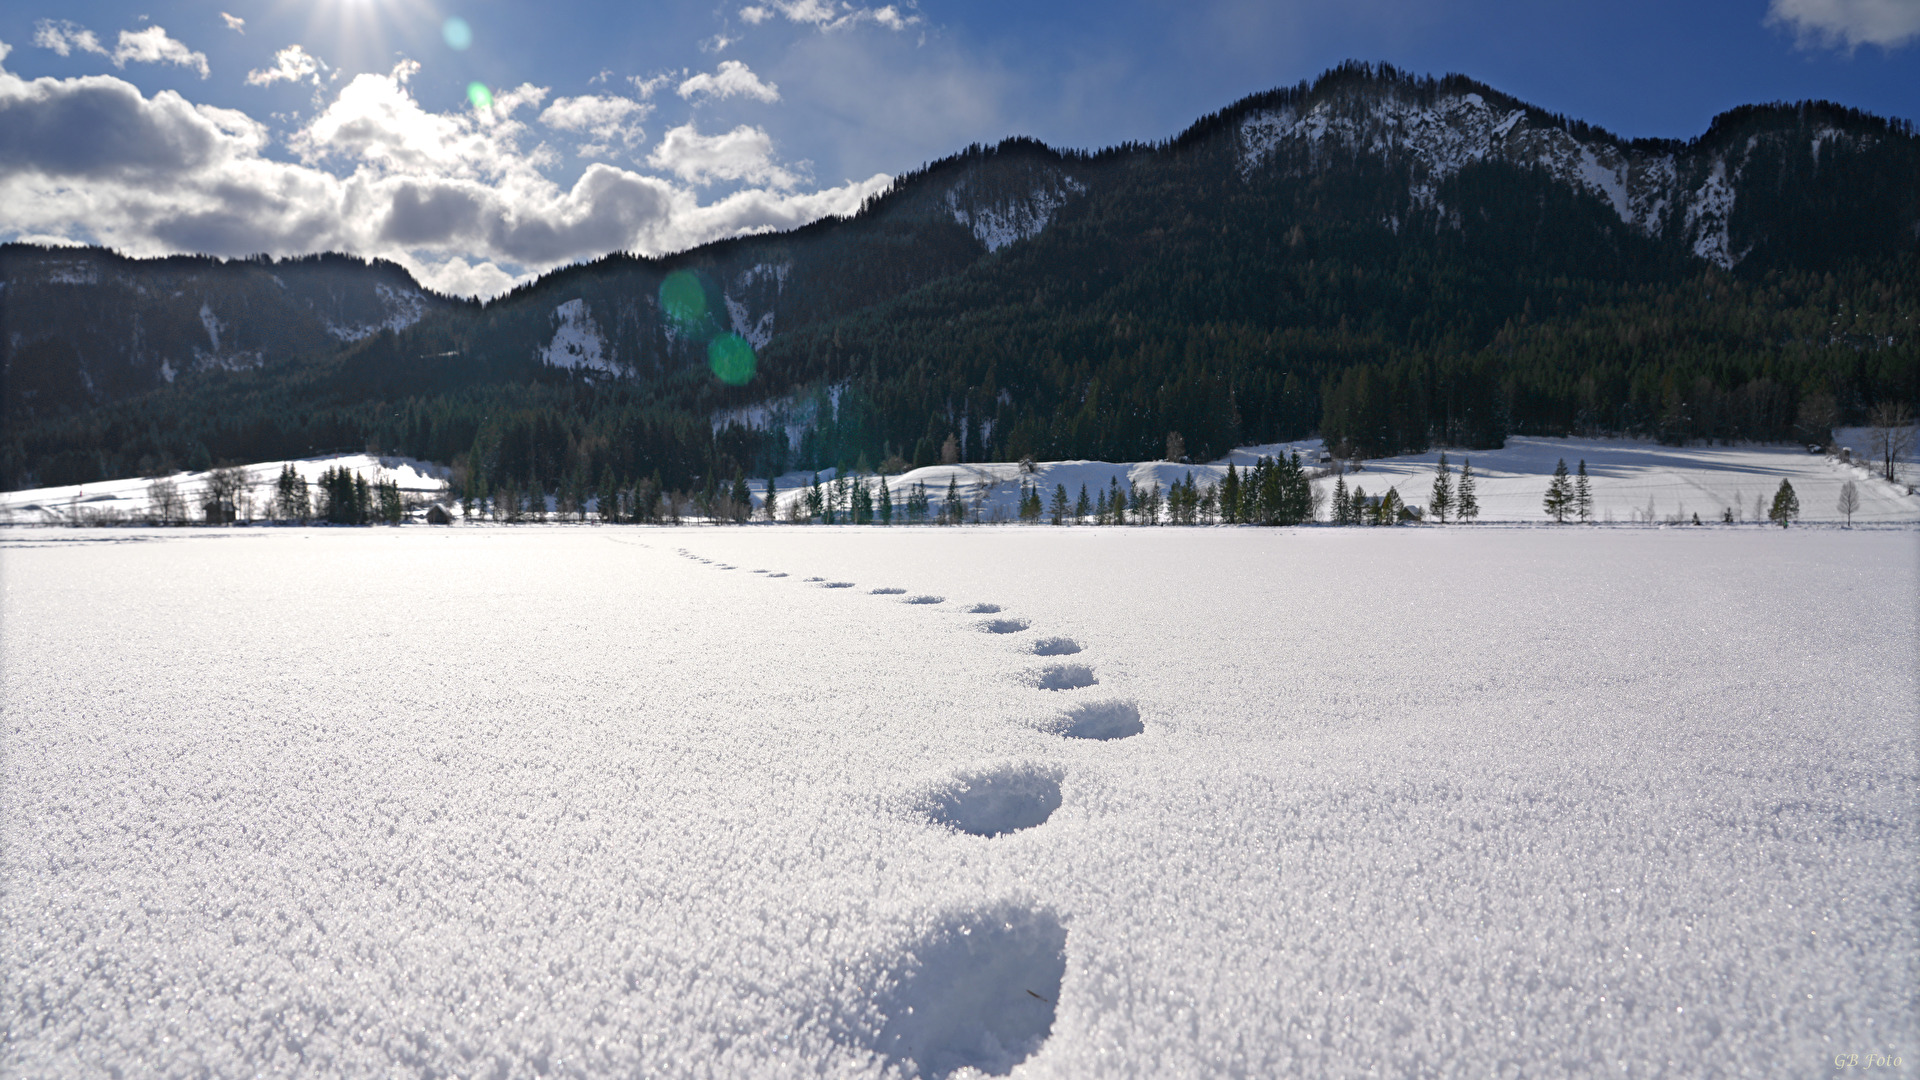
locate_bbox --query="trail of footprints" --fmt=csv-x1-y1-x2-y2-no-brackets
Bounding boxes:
673,546,1142,1079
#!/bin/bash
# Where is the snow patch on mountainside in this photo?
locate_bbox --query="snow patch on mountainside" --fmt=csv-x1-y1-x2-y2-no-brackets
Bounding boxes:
542,298,614,373
1239,91,1690,241
725,294,776,350
1686,160,1737,269
947,177,1087,252
198,303,222,353
323,284,429,342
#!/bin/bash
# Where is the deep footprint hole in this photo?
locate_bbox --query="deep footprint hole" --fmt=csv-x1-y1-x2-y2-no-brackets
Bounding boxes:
980,618,1030,635
822,581,856,589
871,587,906,595
904,595,945,605
1030,637,1082,657
1032,663,1097,691
1052,699,1143,741
968,603,1002,614
863,905,1066,1080
921,764,1063,838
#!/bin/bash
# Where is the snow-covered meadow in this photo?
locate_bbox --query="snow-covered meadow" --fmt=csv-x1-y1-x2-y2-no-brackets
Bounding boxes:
3,525,1915,1077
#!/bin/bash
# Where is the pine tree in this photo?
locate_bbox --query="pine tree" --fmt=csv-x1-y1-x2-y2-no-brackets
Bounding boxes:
1351,485,1368,524
852,476,873,524
732,473,752,523
1074,483,1091,523
1456,460,1479,523
1544,459,1573,523
1050,483,1069,525
1768,479,1800,527
1094,488,1110,525
944,476,963,524
764,475,779,522
1110,477,1126,525
1380,487,1404,525
1221,463,1241,524
807,474,824,522
1575,460,1593,523
1429,452,1452,524
1331,475,1348,524
877,477,893,524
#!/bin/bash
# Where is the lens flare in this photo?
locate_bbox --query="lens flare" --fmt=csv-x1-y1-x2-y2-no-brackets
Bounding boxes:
467,82,493,110
659,270,707,332
708,334,756,385
442,17,473,50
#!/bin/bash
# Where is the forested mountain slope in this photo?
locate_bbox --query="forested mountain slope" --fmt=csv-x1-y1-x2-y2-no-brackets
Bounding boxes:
4,62,1915,493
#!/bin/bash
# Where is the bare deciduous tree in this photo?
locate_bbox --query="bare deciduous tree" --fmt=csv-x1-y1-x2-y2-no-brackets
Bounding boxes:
1867,402,1914,484
146,478,182,525
1836,480,1860,527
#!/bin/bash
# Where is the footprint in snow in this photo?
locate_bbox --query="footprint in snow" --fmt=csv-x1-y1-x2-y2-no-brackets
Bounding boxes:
1029,663,1097,691
903,595,944,605
1029,637,1082,656
871,587,906,595
979,618,1030,634
918,763,1062,837
821,581,855,589
1043,699,1143,741
968,603,1002,614
803,576,824,582
767,572,788,578
854,904,1065,1080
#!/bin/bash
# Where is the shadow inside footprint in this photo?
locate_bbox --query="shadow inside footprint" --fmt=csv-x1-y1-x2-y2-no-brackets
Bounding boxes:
804,576,824,582
1031,663,1097,691
822,581,855,589
921,764,1062,837
1050,699,1143,741
904,595,945,605
1030,637,1082,657
968,603,1002,614
861,905,1066,1080
980,618,1030,635
871,587,906,595
767,572,788,578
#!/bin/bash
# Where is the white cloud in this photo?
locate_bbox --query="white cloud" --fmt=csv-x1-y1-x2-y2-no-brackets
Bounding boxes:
703,34,738,52
648,122,798,187
246,44,324,88
539,94,651,157
0,40,10,65
1767,0,1920,48
630,73,675,99
0,64,889,298
736,1,919,31
221,13,246,33
677,60,780,103
34,20,107,58
111,26,211,78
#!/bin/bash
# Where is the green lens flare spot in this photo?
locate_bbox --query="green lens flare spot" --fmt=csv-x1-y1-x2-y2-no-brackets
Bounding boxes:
660,270,707,331
708,334,756,386
467,82,493,110
443,17,474,50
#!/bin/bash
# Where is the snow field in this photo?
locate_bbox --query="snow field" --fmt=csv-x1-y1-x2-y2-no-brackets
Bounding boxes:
2,525,1915,1077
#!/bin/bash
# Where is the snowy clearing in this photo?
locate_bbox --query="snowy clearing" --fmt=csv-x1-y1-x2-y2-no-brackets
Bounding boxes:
4,434,1914,528
3,526,1915,1077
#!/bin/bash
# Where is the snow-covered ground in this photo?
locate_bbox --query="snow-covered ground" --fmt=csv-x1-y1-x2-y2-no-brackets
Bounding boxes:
776,435,1919,525
0,454,449,525
4,435,1914,527
3,526,1914,1077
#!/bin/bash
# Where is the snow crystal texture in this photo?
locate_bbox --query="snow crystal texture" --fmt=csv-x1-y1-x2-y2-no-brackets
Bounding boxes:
2,526,1915,1077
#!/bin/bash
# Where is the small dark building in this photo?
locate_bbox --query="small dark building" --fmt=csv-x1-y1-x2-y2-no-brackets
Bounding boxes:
425,504,454,525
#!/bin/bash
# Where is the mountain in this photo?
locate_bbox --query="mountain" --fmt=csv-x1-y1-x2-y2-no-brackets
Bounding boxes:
4,62,1916,493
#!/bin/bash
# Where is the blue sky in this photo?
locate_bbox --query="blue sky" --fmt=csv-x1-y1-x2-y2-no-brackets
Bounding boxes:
1,0,1914,296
